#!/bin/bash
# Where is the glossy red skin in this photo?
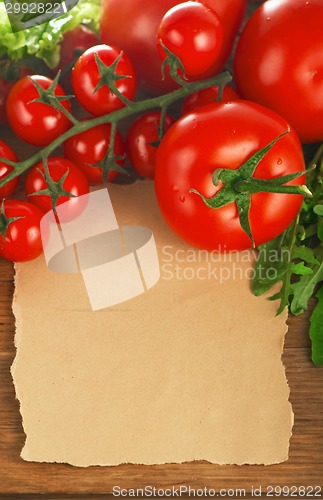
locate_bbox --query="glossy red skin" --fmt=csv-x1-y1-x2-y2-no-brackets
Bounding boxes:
155,100,306,252
100,0,247,95
63,122,125,185
126,111,174,179
234,0,323,143
72,44,136,116
157,2,223,79
6,75,71,146
0,200,44,262
25,156,89,214
0,140,20,199
181,84,239,115
52,26,101,92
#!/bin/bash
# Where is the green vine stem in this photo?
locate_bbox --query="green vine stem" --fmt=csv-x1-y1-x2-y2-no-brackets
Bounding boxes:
0,70,232,189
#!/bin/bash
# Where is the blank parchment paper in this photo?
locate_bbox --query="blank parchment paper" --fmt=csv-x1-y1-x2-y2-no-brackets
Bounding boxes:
11,181,293,467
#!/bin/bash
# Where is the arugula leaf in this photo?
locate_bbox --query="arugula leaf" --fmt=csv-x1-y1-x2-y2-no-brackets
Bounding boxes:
310,286,323,366
0,0,100,68
252,143,323,364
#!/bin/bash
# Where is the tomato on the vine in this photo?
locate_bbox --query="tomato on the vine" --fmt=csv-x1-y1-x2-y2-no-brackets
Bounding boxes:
155,101,306,251
72,44,136,116
25,156,89,215
181,84,239,115
0,140,20,199
63,122,125,185
6,75,71,146
100,0,247,95
126,111,174,179
157,1,223,80
0,200,44,262
234,0,323,143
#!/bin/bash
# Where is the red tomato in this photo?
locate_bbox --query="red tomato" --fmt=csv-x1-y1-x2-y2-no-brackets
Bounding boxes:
234,0,323,143
53,26,101,92
72,44,136,116
181,84,239,115
126,111,174,179
100,0,247,95
0,140,20,199
157,1,223,80
63,122,125,185
0,200,44,262
6,75,71,146
155,101,306,251
25,156,89,215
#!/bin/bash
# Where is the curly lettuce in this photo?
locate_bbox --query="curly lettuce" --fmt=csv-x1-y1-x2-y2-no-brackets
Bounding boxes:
0,0,101,68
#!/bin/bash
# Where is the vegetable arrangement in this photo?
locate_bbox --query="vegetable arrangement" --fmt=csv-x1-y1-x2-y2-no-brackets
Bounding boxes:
0,0,322,363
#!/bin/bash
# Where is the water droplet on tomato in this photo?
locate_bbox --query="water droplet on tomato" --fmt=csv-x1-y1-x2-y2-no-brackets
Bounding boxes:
172,184,179,192
179,195,186,203
277,158,282,165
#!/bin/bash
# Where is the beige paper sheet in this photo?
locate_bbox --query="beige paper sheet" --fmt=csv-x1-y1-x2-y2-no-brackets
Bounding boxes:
12,181,293,467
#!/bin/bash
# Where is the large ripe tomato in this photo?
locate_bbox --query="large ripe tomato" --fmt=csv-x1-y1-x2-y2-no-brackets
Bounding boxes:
63,122,125,185
72,44,136,116
6,75,71,146
126,111,174,179
155,101,306,251
100,0,247,95
0,200,44,262
157,1,224,80
0,140,20,199
234,0,323,144
25,156,89,214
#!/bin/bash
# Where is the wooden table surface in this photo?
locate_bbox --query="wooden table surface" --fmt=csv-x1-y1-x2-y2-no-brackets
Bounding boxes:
1,259,323,499
0,112,323,499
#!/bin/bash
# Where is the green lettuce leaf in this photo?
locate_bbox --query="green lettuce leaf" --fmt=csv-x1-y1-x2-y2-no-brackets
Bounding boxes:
0,0,101,68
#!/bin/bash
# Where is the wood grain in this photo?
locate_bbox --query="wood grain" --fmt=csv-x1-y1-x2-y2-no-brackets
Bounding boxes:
0,256,322,498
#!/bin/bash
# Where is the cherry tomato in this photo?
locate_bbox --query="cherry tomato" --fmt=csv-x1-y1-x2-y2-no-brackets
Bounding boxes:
155,101,306,251
0,200,44,262
25,156,89,216
72,44,136,116
63,122,125,185
157,1,223,80
0,140,20,199
181,84,239,115
234,0,323,143
6,75,71,146
100,0,247,95
126,111,174,179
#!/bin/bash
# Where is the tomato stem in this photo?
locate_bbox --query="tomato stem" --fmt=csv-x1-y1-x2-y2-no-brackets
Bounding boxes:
0,70,232,189
234,179,312,197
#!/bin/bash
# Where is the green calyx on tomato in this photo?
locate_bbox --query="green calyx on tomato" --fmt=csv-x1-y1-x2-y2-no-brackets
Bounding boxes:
159,41,187,87
86,124,128,183
0,199,23,247
28,72,77,125
92,51,133,106
190,129,312,247
27,158,77,213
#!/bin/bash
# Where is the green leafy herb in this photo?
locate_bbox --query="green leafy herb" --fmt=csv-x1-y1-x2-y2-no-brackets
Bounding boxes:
252,144,323,364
